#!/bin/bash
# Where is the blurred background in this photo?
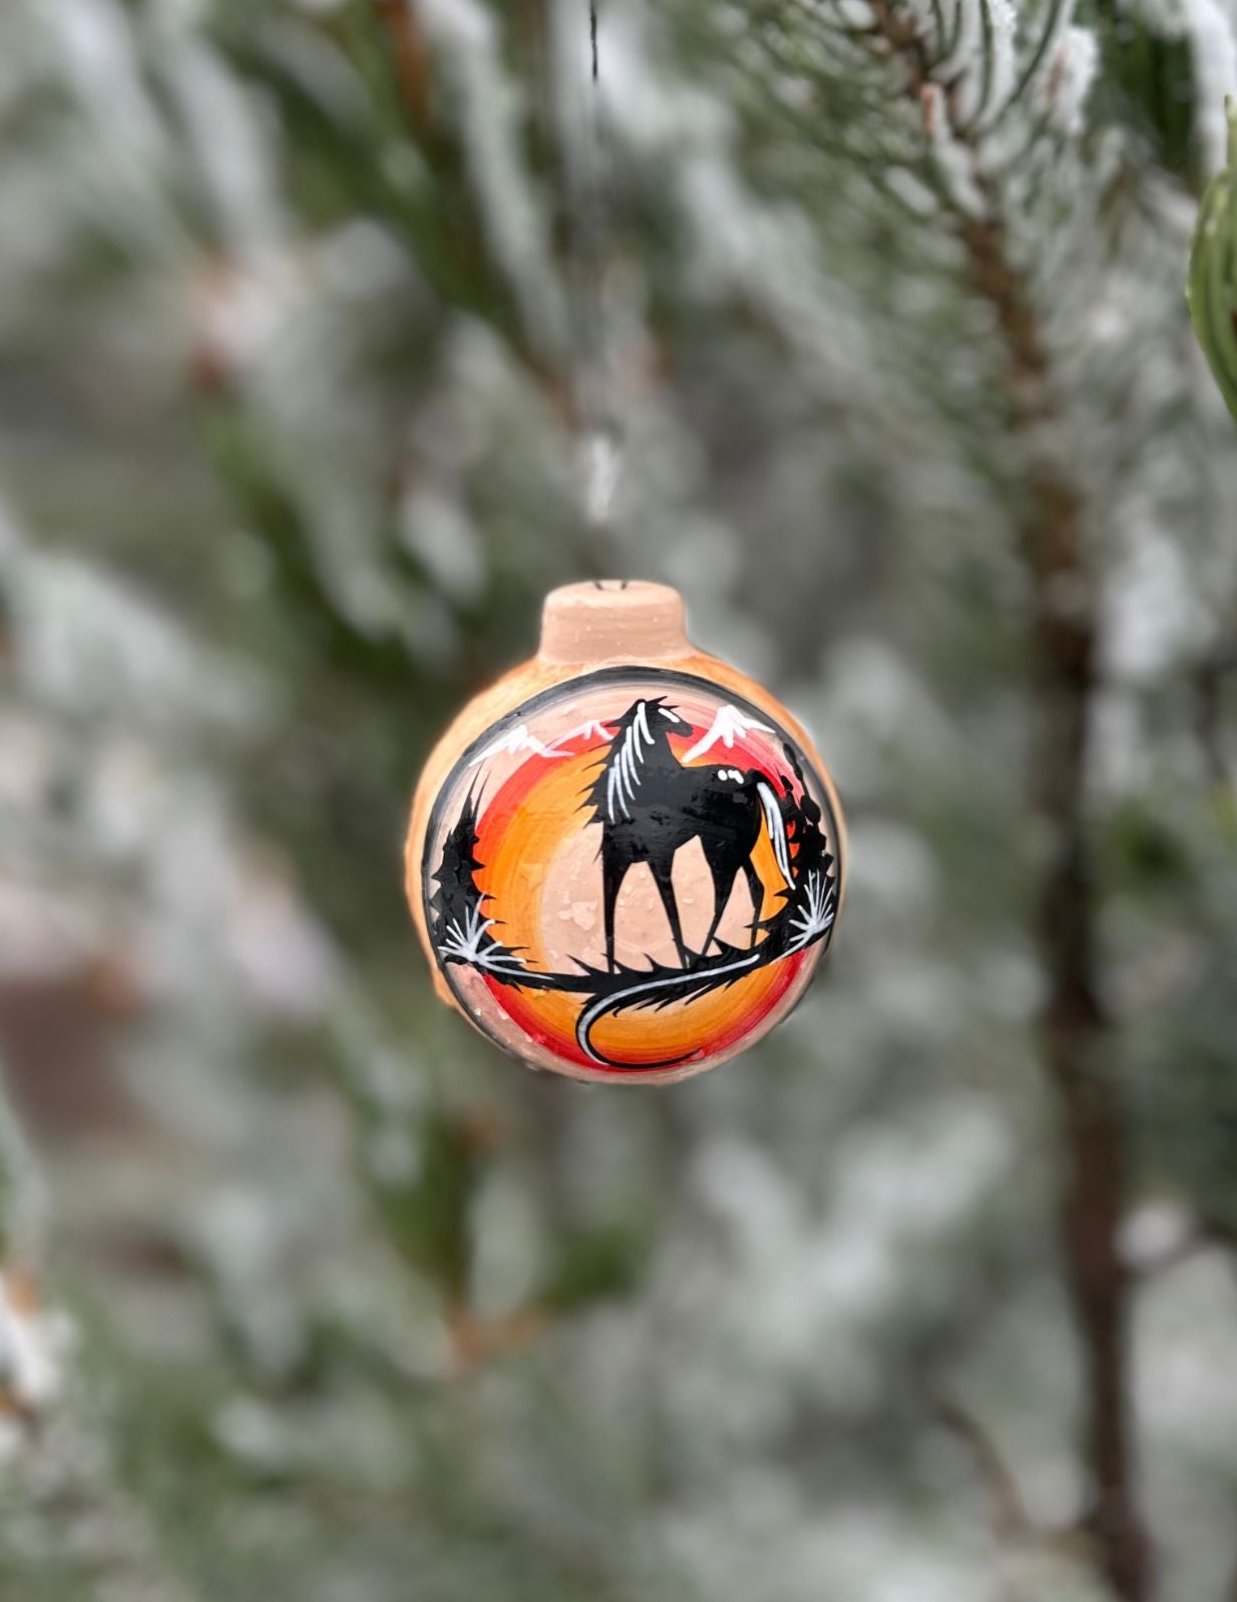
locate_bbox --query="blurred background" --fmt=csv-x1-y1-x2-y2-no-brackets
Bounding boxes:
1,1,1237,1598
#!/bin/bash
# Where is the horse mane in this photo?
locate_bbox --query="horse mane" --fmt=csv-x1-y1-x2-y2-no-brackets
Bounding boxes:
586,698,673,823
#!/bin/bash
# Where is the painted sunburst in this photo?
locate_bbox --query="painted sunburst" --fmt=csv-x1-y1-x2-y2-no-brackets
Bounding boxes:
422,668,841,1079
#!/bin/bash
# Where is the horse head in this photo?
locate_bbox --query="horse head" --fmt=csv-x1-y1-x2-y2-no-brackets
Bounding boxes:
590,697,687,823
609,697,683,740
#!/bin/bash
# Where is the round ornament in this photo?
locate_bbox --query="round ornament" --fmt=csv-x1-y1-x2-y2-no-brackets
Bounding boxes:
406,582,845,1084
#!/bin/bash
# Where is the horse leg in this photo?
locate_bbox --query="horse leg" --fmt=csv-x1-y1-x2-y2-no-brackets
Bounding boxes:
650,856,690,968
742,856,764,946
601,843,628,973
699,861,737,958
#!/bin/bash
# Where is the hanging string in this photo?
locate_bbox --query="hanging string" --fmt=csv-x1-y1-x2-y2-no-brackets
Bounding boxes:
573,0,621,533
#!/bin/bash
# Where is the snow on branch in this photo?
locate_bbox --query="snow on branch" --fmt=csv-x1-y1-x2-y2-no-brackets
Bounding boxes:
416,0,567,358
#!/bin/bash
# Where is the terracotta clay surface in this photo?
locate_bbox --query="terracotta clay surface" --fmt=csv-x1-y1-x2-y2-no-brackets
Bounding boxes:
405,581,845,1084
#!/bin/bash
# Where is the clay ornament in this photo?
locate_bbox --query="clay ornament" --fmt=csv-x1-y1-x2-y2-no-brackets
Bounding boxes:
405,582,845,1084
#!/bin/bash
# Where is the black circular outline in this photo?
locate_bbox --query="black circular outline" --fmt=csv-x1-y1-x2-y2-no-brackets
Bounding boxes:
421,664,842,1064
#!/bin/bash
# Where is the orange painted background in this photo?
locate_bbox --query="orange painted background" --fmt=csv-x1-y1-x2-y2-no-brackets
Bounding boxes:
441,684,816,1072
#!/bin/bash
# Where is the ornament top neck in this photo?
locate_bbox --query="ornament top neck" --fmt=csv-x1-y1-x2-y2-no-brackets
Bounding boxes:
538,581,689,665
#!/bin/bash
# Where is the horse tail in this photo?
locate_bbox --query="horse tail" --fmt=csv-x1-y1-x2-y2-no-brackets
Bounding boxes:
575,950,765,1069
755,778,793,885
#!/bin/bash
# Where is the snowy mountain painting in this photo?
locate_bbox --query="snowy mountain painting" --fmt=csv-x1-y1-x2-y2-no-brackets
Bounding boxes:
682,705,774,761
467,722,571,766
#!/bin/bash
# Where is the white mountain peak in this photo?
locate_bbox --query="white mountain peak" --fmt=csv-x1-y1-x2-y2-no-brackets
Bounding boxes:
468,722,570,767
683,705,774,762
548,718,617,752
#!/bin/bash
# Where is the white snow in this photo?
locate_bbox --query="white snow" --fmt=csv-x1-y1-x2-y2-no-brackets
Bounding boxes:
682,705,774,762
467,722,569,766
547,718,617,752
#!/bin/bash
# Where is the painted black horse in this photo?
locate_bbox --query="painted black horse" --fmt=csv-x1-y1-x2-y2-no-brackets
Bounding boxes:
586,698,793,971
